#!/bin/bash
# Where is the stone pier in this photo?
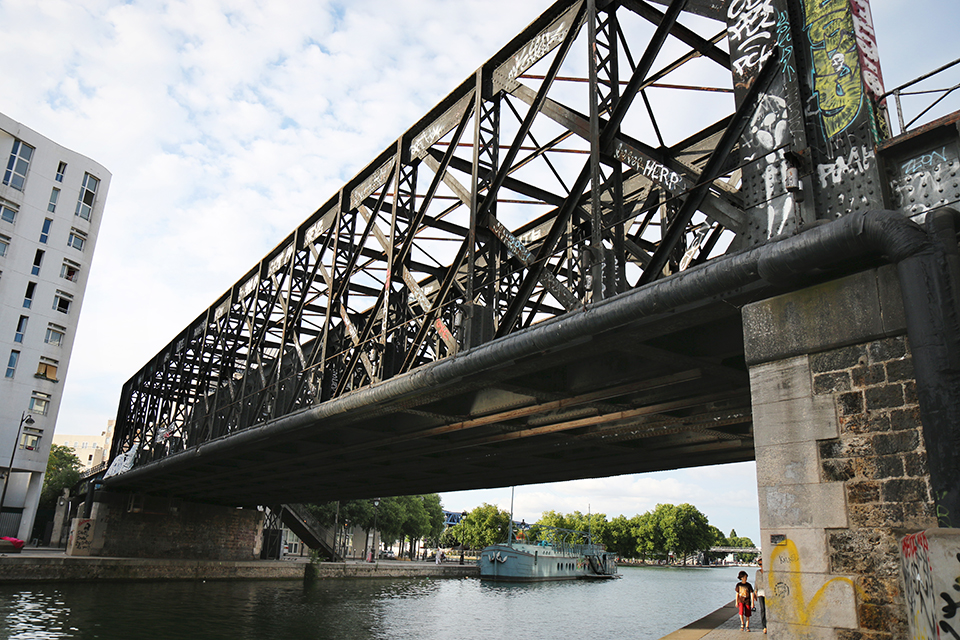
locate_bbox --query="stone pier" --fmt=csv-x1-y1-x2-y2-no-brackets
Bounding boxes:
744,266,945,640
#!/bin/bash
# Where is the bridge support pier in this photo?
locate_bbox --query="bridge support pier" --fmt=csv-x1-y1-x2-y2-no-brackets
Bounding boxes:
65,491,264,560
744,266,943,640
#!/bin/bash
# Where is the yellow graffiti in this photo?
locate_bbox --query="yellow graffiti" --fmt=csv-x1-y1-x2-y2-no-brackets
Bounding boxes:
803,0,863,140
769,540,864,628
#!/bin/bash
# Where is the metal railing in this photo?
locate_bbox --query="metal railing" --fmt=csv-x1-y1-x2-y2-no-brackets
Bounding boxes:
882,57,960,137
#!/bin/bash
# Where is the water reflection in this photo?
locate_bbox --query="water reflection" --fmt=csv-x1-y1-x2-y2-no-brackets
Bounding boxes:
0,566,744,640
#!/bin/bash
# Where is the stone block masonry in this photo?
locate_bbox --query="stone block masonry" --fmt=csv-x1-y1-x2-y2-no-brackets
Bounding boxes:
67,491,264,561
810,336,937,640
744,267,939,640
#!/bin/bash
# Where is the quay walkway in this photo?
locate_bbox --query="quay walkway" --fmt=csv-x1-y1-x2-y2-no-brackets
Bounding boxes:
660,602,764,640
0,547,478,583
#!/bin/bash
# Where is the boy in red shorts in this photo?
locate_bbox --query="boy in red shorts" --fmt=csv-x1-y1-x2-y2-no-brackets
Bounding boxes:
735,570,756,631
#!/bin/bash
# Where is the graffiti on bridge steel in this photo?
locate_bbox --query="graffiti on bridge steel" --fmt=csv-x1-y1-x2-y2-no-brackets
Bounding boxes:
727,0,777,84
803,0,864,141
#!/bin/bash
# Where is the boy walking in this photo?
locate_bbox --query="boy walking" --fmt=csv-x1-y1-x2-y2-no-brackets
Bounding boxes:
735,570,756,631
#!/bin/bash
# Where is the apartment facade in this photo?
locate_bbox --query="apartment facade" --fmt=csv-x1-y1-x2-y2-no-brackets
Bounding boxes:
51,420,115,472
0,113,110,540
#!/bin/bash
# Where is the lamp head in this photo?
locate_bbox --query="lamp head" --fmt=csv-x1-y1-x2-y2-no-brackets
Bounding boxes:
23,414,34,426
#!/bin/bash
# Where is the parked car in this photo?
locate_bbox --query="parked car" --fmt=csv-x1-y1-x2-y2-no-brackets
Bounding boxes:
378,550,396,559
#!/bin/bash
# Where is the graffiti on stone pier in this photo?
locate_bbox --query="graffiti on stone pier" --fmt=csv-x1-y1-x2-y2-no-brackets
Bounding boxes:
803,0,864,141
769,539,861,627
901,530,960,640
903,532,940,640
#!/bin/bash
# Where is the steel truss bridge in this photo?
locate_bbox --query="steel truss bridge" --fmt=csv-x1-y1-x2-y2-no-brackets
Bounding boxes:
106,0,949,507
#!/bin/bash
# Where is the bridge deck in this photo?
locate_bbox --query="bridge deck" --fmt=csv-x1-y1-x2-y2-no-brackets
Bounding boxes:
107,260,763,505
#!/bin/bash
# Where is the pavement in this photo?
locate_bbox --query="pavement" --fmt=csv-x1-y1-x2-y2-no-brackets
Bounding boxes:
659,603,769,640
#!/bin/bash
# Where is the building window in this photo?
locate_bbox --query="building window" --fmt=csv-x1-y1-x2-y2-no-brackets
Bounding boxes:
14,315,28,343
39,218,52,244
31,249,44,276
36,357,58,381
53,290,72,314
20,425,42,450
3,140,34,191
0,204,17,224
60,259,80,282
44,324,65,347
75,173,99,221
24,281,36,309
56,162,67,183
5,350,19,378
48,188,60,213
81,441,88,449
0,234,8,256
67,229,86,251
28,391,50,416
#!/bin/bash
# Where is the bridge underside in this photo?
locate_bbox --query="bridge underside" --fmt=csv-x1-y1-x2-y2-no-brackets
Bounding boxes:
108,277,764,506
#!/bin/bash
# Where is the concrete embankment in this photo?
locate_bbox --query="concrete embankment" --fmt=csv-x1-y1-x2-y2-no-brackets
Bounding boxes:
657,602,743,640
0,549,479,583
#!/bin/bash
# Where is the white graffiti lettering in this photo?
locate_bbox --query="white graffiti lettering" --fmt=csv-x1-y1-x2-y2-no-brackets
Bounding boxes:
613,142,686,193
507,22,570,83
817,144,875,187
728,0,777,77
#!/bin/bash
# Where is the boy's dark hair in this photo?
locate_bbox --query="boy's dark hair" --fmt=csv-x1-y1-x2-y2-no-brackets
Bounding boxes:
738,571,748,579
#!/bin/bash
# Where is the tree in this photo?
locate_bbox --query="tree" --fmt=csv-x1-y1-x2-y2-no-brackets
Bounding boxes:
450,503,510,549
661,503,713,564
40,444,81,507
606,515,639,559
728,534,758,563
634,506,669,561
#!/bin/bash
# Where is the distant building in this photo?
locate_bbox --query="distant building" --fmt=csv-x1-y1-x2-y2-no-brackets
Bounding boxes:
52,420,115,471
0,113,110,541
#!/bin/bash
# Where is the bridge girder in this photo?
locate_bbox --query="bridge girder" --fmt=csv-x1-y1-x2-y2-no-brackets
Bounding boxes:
108,0,897,505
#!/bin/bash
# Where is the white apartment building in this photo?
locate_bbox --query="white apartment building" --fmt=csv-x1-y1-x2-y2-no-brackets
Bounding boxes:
0,113,110,541
52,420,115,472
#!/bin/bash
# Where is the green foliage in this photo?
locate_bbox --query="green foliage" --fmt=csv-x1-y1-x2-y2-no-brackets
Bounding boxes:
40,444,82,507
450,503,510,549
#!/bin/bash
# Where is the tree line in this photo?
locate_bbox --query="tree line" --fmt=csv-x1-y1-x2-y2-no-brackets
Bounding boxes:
308,495,446,559
445,502,756,563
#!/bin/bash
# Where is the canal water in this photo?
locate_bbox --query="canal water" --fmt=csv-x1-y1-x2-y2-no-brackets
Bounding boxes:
0,565,746,639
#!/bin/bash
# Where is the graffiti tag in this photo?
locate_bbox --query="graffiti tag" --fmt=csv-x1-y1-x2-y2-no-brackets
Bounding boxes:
775,10,796,83
902,148,949,177
804,0,863,140
817,144,875,187
613,141,686,193
902,531,939,640
727,0,777,78
769,539,861,627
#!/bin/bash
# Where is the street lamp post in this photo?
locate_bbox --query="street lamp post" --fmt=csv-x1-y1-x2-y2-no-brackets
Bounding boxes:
0,412,34,533
372,497,380,566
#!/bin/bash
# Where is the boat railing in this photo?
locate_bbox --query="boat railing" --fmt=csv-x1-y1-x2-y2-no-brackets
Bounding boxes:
512,523,606,555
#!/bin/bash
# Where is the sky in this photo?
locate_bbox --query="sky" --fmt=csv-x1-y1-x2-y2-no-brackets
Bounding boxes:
2,0,958,544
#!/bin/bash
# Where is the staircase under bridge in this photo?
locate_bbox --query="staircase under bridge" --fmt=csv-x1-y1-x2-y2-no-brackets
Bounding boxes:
100,11,960,637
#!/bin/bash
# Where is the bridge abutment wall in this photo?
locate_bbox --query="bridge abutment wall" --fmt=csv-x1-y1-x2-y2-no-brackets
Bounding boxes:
744,266,940,640
66,491,264,560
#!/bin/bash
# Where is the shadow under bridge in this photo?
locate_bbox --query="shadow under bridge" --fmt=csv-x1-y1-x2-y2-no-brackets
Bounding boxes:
104,276,758,507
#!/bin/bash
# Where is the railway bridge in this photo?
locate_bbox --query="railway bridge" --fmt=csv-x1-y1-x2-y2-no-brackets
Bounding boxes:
76,1,960,638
